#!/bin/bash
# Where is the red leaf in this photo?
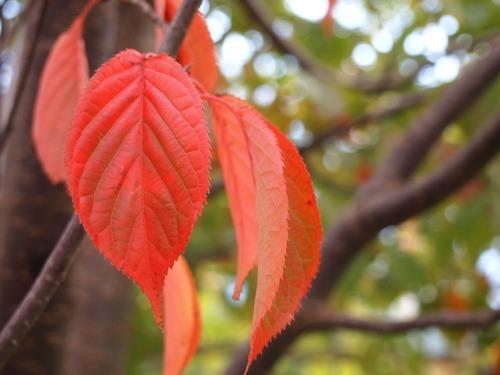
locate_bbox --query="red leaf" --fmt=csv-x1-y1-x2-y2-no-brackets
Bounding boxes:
248,125,321,370
208,99,289,336
163,256,201,375
32,0,100,183
65,49,210,325
208,95,321,371
155,0,218,92
321,0,337,33
210,95,288,318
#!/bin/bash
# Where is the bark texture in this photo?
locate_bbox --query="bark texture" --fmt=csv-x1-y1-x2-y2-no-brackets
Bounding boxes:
0,1,136,374
0,2,86,374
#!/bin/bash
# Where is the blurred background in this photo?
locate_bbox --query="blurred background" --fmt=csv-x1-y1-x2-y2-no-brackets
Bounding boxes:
1,0,500,374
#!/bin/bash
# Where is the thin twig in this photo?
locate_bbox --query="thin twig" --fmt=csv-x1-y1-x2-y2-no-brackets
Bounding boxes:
300,91,427,154
0,214,85,370
239,0,337,85
158,0,202,57
305,304,500,333
239,0,418,92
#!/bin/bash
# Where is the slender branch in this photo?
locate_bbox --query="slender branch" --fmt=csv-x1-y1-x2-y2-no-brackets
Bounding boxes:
0,4,11,51
363,110,500,229
121,0,168,32
301,91,427,154
0,214,85,370
305,304,500,333
239,0,337,85
239,0,421,92
373,38,500,185
158,0,202,57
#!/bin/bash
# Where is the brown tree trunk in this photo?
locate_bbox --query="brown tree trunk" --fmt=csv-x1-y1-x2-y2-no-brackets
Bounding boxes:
0,2,86,374
0,1,139,374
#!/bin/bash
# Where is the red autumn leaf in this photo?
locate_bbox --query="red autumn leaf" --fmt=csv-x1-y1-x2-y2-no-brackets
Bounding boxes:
210,97,258,299
32,0,100,184
208,97,289,332
65,49,210,326
208,95,321,372
247,125,321,371
163,256,201,375
155,0,218,92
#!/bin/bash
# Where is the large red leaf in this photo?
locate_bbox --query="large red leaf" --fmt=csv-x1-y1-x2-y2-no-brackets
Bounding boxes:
163,256,201,375
210,97,258,299
65,49,210,325
32,0,100,183
155,0,218,92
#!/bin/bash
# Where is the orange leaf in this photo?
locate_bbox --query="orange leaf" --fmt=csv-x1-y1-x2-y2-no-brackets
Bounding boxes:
208,95,321,371
156,0,218,92
248,125,322,370
208,99,289,338
210,97,258,299
321,0,337,33
163,256,201,375
32,0,100,183
65,49,210,326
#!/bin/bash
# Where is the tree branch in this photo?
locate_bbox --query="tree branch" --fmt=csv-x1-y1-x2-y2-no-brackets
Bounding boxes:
158,0,202,57
239,0,338,85
305,304,500,333
373,38,500,185
301,91,427,154
312,109,500,300
0,214,85,370
239,0,431,93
